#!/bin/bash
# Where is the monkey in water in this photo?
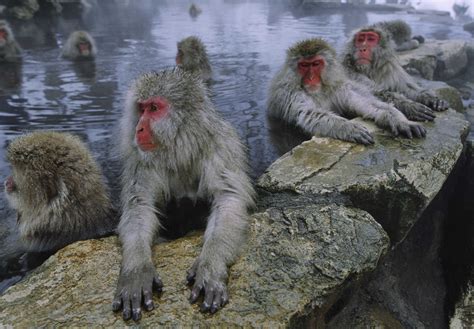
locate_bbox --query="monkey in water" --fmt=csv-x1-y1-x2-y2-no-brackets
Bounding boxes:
374,20,424,51
0,20,22,62
268,38,426,145
112,69,254,320
4,131,117,253
176,36,212,82
61,30,97,61
342,25,449,120
189,3,202,18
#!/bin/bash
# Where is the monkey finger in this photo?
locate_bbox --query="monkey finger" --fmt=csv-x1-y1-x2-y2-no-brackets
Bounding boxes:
186,271,196,285
210,291,223,314
189,284,203,304
143,289,154,311
112,296,123,312
122,296,132,321
401,126,413,139
131,292,142,321
201,290,216,313
153,276,163,293
414,125,426,138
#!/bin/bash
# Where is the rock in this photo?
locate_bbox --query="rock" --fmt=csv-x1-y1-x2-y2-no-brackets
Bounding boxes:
0,205,388,327
258,110,469,244
7,0,39,20
398,40,470,81
464,22,474,36
450,282,474,329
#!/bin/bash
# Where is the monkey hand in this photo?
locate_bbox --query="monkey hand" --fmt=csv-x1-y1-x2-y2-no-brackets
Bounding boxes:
187,258,229,314
417,93,449,112
390,120,426,139
344,122,375,145
112,263,163,322
400,102,436,122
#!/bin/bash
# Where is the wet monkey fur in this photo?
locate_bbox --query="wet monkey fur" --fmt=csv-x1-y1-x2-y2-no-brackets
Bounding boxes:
4,131,116,253
343,25,449,119
176,36,212,82
112,69,254,320
268,38,426,145
61,30,97,60
0,20,22,62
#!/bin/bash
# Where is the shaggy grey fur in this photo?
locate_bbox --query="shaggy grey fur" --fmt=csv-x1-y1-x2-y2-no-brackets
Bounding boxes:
113,69,254,321
0,20,22,62
4,131,116,252
61,30,97,61
374,20,422,51
177,36,212,82
268,38,426,145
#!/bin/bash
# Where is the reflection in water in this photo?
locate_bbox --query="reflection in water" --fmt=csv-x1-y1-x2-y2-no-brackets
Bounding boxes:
0,0,471,291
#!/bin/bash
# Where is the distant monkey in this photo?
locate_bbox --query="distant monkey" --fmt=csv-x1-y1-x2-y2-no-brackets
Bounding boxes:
112,69,254,320
176,36,212,82
343,25,449,115
4,131,116,252
268,38,426,145
61,30,97,60
0,20,22,62
374,20,424,51
189,3,202,17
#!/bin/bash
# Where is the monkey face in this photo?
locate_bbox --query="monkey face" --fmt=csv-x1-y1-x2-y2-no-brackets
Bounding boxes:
0,29,8,47
135,96,170,152
297,55,325,92
354,31,380,65
77,41,91,56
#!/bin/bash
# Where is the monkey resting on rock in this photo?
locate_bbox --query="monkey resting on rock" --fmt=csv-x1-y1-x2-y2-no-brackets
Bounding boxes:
342,25,449,122
268,38,426,145
176,36,212,82
4,131,117,253
112,69,255,321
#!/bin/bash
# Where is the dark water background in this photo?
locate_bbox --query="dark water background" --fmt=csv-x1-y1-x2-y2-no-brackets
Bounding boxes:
0,0,472,291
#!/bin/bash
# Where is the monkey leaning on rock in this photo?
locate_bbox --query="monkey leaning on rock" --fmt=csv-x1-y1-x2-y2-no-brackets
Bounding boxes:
0,20,22,62
61,30,97,60
176,36,212,82
4,131,117,253
373,19,424,51
112,69,255,321
268,38,426,146
342,25,449,122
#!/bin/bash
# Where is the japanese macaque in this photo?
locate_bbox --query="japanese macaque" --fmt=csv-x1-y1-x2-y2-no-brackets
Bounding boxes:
342,26,449,117
112,69,254,320
176,36,212,82
268,38,426,145
61,31,97,60
189,3,202,17
4,131,117,252
0,20,22,62
374,20,424,51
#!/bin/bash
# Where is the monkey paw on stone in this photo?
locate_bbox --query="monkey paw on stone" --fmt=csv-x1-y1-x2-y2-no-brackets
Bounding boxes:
400,102,436,122
390,121,426,139
344,121,375,145
187,259,229,314
417,93,449,112
112,264,163,321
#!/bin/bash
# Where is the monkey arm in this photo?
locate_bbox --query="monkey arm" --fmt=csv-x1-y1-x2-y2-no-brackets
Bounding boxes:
375,90,435,122
188,163,254,313
112,165,164,321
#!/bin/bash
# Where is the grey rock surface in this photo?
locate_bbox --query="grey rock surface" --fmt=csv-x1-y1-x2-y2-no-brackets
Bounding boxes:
450,282,474,329
0,205,388,327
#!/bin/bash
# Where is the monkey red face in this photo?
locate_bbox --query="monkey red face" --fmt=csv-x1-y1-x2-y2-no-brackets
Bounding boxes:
78,42,91,55
4,176,16,193
135,96,169,152
297,55,325,91
354,31,380,65
0,29,7,45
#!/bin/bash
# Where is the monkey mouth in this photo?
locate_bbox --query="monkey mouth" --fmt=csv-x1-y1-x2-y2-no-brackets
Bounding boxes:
138,143,159,152
356,58,371,65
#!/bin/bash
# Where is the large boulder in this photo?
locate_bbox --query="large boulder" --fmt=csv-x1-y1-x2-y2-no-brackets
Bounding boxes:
0,205,388,327
398,40,470,81
258,110,469,244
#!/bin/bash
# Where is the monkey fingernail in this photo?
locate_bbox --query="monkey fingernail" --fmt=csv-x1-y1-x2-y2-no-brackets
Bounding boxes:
112,300,122,312
144,300,154,311
132,308,141,321
210,303,219,314
200,302,211,312
122,309,131,321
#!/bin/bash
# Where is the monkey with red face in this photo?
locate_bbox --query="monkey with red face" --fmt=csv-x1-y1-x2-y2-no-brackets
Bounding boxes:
61,31,97,61
0,20,22,62
268,38,426,145
343,25,448,120
112,69,254,321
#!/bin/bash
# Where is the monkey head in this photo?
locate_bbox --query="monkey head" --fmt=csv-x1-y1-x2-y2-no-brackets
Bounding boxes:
0,21,12,47
122,69,208,158
287,38,340,93
176,36,208,70
77,38,92,56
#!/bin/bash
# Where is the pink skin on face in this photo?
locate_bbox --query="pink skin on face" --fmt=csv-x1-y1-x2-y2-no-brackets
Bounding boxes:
354,31,380,64
135,96,169,152
78,42,91,55
5,176,15,193
297,55,325,91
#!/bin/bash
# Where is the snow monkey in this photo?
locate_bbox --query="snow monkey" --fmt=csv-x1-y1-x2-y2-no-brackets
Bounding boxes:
0,20,22,62
188,3,202,18
4,131,117,253
342,25,449,119
374,19,424,51
268,38,426,145
61,30,97,60
176,36,212,82
112,69,254,321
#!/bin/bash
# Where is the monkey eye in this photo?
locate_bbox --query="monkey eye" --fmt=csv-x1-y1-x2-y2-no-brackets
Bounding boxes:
150,104,158,112
298,62,310,68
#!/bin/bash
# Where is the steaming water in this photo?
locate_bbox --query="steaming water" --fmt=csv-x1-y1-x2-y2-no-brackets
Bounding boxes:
0,0,472,291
